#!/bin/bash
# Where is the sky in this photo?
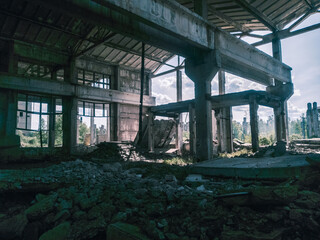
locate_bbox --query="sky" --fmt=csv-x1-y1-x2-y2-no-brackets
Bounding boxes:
152,13,320,122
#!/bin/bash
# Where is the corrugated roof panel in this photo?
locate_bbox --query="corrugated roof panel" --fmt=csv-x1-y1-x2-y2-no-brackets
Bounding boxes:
104,49,120,62
119,54,134,66
112,51,127,63
99,47,114,59
13,21,29,39
24,24,41,42
44,30,62,47
90,45,106,57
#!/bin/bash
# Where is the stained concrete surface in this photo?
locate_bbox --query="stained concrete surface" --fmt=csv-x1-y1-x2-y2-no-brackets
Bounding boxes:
192,155,311,179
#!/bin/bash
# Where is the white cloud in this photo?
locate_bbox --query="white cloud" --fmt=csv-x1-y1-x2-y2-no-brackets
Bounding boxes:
152,92,173,105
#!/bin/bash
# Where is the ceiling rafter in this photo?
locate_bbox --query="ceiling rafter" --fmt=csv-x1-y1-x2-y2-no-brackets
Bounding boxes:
208,5,250,32
0,8,86,40
232,0,278,31
252,21,320,46
102,42,175,68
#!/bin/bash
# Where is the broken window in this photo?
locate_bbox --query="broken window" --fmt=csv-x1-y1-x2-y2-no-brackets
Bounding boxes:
77,100,110,146
77,69,111,89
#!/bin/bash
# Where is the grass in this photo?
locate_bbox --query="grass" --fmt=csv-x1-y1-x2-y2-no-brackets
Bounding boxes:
219,148,252,158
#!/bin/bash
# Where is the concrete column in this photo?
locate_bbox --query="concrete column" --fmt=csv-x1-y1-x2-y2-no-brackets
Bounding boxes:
312,102,319,137
6,90,18,136
62,97,78,153
48,97,55,148
90,107,95,145
250,96,259,152
274,106,282,141
175,70,183,153
218,70,225,95
113,65,120,90
194,0,208,20
148,112,154,152
185,52,218,160
189,104,196,156
225,107,233,153
272,37,282,62
272,37,289,142
0,89,7,136
63,60,77,153
217,70,233,153
110,103,120,141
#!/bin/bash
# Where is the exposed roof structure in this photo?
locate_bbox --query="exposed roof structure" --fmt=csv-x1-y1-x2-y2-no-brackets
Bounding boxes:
178,0,320,33
0,0,319,74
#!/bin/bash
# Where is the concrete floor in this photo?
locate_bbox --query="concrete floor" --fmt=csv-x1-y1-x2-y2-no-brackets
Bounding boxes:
191,155,311,179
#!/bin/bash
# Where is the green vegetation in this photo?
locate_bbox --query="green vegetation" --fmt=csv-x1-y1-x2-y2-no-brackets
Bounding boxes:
219,148,251,158
232,116,306,146
163,156,194,166
78,122,89,144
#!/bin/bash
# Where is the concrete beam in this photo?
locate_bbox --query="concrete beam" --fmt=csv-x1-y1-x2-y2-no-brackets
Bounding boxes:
215,31,291,85
29,0,292,85
0,73,155,106
151,90,281,116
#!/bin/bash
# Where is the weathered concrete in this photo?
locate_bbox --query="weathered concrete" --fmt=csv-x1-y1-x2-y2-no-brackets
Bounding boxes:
250,96,259,152
191,155,311,179
37,0,292,85
306,102,320,138
185,52,218,160
0,74,155,107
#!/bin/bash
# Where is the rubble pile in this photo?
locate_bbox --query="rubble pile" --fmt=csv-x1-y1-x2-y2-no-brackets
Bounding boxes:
289,139,320,154
1,155,320,240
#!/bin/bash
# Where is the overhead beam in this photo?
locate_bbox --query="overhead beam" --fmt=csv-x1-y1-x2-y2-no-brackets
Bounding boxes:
233,0,278,31
216,31,291,85
252,22,320,47
151,66,185,78
0,73,155,106
151,90,281,116
27,0,213,58
22,0,291,84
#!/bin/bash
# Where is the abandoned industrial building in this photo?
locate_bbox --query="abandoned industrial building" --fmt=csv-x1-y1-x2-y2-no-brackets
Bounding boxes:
1,0,320,239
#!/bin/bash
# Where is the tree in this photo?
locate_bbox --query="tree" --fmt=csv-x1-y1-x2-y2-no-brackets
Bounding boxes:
79,122,89,144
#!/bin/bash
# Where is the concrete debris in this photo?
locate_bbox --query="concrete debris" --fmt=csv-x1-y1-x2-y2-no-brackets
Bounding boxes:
1,154,320,240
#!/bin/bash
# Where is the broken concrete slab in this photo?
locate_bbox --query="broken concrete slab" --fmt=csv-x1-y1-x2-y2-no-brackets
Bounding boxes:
191,155,310,179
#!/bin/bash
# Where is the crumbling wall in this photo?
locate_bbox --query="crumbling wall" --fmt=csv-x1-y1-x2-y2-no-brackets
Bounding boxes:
119,67,149,95
119,104,148,142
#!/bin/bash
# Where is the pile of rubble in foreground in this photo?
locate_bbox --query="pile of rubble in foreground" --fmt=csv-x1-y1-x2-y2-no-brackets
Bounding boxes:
1,154,320,240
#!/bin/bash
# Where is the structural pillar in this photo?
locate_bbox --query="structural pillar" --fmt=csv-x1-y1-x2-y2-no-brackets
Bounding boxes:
48,97,55,148
217,70,233,153
0,41,20,156
272,37,289,143
249,96,259,152
147,112,154,152
111,65,120,142
188,104,196,155
185,52,218,160
63,59,77,153
175,69,183,153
